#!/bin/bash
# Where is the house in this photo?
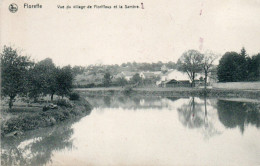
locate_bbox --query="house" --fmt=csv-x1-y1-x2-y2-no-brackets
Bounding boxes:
114,71,137,81
140,72,157,79
157,69,206,87
162,79,191,87
157,69,190,84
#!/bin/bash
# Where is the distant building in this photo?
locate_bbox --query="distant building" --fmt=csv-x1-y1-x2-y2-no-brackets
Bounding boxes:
162,79,190,87
114,71,136,81
156,69,204,87
140,72,157,79
157,69,190,84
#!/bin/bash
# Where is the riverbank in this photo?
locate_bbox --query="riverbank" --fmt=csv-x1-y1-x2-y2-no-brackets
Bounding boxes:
75,87,260,99
1,96,92,137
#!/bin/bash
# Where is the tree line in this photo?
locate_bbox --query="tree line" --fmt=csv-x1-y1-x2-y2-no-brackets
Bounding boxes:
1,46,74,109
217,48,260,82
177,47,260,88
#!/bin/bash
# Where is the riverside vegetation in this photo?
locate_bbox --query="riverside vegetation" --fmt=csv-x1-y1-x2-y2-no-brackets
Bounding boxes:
1,46,259,136
1,46,92,137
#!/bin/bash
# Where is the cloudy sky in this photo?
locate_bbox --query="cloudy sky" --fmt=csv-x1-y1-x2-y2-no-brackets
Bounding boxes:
1,0,260,66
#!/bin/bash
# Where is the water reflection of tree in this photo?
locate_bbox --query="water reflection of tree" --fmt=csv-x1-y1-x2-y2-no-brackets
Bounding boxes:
217,100,260,134
86,95,169,110
177,97,204,128
177,97,220,139
1,110,91,166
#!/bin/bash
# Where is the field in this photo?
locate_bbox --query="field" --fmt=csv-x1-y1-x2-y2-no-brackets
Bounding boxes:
212,82,260,90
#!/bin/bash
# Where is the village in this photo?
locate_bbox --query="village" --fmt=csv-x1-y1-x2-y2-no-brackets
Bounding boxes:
74,63,217,88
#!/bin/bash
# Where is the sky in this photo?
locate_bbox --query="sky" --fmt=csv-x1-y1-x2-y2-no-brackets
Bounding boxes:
1,0,260,66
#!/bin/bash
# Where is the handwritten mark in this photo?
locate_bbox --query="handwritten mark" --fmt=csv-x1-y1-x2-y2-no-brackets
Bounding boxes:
141,3,144,9
199,37,204,50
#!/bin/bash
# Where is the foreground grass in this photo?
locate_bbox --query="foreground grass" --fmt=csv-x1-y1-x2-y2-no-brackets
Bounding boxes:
1,97,92,137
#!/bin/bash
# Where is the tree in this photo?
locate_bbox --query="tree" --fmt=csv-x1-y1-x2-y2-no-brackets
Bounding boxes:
116,77,128,87
217,50,248,82
103,72,112,87
35,58,57,101
202,51,218,89
27,63,43,102
131,73,142,85
247,53,260,81
177,50,204,87
1,46,33,108
56,66,73,98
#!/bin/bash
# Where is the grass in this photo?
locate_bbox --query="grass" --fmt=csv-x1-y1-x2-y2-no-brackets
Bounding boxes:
1,96,92,137
212,82,260,90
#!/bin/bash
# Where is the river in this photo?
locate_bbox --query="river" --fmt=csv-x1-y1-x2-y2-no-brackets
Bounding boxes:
1,95,260,166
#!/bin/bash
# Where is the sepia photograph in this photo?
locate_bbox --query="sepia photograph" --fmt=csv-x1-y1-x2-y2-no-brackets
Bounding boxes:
1,0,260,165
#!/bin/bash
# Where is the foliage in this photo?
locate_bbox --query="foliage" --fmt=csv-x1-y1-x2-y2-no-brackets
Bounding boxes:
247,53,260,81
177,50,204,87
217,49,248,82
34,58,58,100
69,92,80,100
131,73,142,85
56,99,72,107
103,72,112,87
202,51,218,89
115,77,128,87
1,46,33,108
56,66,73,97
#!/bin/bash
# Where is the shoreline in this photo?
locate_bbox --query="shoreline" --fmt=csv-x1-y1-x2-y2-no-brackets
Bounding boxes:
75,87,260,99
1,97,92,137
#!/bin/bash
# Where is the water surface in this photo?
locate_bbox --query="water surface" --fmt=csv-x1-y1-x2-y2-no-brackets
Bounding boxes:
2,96,260,166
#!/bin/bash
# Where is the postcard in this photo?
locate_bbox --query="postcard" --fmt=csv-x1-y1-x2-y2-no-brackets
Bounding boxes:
1,0,260,165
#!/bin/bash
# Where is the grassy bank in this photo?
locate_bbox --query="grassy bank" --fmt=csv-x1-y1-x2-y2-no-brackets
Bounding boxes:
76,87,260,99
1,96,92,137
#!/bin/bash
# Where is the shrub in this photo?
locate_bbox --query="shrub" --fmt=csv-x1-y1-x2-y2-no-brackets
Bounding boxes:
69,92,80,100
56,99,72,107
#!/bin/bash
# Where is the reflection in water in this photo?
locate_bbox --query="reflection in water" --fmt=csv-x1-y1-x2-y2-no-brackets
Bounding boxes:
86,95,171,110
1,110,92,166
177,96,221,139
177,97,204,129
2,95,260,166
217,100,260,134
103,96,111,107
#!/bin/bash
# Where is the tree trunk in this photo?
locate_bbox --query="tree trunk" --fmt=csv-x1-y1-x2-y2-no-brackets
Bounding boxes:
192,72,195,87
204,71,208,90
51,93,54,101
9,95,15,109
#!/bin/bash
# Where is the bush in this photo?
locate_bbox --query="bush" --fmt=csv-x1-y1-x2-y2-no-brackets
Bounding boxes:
56,99,72,107
69,92,80,100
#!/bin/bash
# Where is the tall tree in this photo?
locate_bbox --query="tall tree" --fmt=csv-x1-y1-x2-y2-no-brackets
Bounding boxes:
27,63,42,102
1,46,33,108
56,65,73,98
202,51,218,89
36,58,57,101
177,50,204,87
217,51,248,82
247,53,260,81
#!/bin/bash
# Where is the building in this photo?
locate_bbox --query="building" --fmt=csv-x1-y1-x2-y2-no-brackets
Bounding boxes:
162,79,191,87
